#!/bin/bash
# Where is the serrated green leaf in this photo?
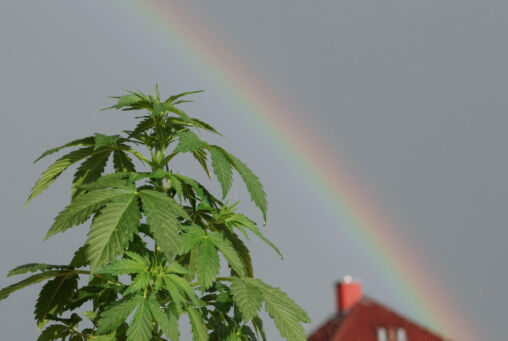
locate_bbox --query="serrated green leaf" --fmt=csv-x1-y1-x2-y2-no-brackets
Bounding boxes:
72,150,112,198
78,173,129,191
97,296,140,334
227,214,282,258
192,148,212,179
208,232,245,276
174,131,207,154
166,307,181,341
162,276,185,315
166,105,191,123
148,295,180,341
187,306,208,341
196,239,220,291
264,301,307,340
94,134,121,150
132,116,154,135
166,262,191,275
209,146,233,199
230,278,263,322
172,100,194,105
165,90,204,104
46,188,135,239
249,279,310,341
128,171,150,184
261,281,310,323
167,274,202,307
0,270,72,302
189,118,221,136
139,190,189,258
167,173,183,202
228,154,267,222
26,147,96,206
104,94,143,111
70,245,88,268
178,225,206,255
223,230,253,278
7,263,68,277
35,272,78,321
86,193,140,271
34,136,95,164
251,316,267,341
116,94,142,108
37,324,70,341
185,247,199,282
124,250,150,266
126,299,152,341
173,174,214,206
113,150,136,172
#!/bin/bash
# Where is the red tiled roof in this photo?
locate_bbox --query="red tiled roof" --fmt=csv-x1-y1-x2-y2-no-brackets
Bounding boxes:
308,297,447,341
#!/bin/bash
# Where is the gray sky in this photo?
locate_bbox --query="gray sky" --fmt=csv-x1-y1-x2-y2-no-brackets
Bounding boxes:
1,0,507,340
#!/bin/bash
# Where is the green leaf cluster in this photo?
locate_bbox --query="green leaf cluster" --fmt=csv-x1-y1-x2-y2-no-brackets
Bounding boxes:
1,86,309,340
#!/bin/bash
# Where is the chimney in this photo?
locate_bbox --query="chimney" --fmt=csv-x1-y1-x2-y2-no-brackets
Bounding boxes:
336,276,362,313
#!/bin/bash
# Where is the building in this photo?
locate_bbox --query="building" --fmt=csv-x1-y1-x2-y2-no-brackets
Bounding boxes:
308,277,448,341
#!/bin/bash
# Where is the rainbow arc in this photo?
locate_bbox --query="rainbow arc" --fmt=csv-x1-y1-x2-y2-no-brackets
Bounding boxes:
118,1,480,340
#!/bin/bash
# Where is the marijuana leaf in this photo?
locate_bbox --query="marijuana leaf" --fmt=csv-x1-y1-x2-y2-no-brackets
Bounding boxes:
228,154,267,222
209,146,233,199
26,147,96,206
139,190,189,258
230,278,263,322
4,86,309,341
86,192,141,271
47,187,136,239
97,295,141,334
187,306,209,341
126,298,152,341
34,272,79,321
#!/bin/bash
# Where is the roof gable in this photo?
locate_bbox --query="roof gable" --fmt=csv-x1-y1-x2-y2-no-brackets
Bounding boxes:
308,297,447,341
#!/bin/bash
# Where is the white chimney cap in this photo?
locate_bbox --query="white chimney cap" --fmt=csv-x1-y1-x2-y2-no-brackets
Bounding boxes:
344,275,353,283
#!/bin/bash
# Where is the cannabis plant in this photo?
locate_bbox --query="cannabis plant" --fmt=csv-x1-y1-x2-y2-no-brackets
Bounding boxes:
0,86,310,341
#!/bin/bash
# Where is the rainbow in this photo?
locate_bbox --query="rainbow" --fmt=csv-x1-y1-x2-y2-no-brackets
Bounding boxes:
116,1,480,340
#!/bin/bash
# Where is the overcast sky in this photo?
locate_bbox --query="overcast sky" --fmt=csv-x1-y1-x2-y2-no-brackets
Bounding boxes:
1,1,507,340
